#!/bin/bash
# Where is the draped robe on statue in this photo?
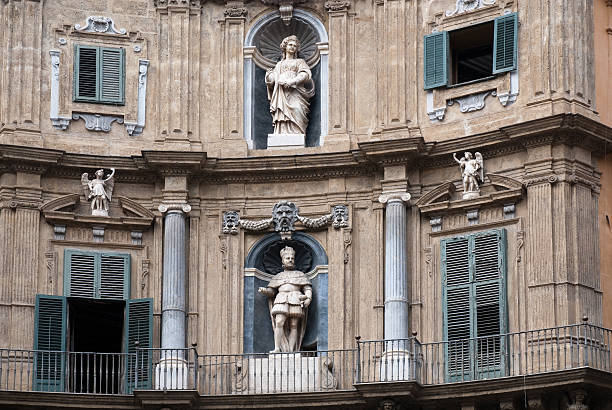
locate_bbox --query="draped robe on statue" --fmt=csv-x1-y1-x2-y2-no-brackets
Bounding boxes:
266,270,312,352
266,58,315,135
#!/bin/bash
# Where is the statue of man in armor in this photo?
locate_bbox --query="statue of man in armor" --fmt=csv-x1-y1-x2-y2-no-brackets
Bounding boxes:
258,246,312,353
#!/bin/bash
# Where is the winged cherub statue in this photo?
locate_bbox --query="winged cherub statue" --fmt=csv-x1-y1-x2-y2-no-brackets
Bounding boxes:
453,152,484,199
81,168,115,216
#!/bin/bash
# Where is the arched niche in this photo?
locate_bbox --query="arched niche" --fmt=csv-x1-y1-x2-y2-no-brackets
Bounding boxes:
244,10,329,149
243,232,328,353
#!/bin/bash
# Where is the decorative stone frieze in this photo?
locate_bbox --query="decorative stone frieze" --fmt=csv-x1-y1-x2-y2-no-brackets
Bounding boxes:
446,0,496,17
74,16,127,35
154,0,204,8
222,201,349,238
448,91,494,113
72,113,124,132
325,0,351,12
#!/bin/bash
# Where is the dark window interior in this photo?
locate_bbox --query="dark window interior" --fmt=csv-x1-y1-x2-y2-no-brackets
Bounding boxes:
68,298,125,393
450,22,494,85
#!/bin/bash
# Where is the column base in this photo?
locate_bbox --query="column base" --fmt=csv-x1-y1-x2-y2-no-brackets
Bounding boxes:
155,357,189,390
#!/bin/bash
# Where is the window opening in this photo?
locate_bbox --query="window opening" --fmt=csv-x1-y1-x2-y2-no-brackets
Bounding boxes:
67,298,125,394
73,45,125,105
449,21,494,85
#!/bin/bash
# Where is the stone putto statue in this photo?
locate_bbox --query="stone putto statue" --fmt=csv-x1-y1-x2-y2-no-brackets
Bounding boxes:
265,35,315,137
258,246,313,353
81,168,115,216
453,152,484,199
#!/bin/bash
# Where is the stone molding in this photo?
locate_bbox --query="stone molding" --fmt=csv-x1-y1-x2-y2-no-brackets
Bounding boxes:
154,0,204,9
74,16,127,35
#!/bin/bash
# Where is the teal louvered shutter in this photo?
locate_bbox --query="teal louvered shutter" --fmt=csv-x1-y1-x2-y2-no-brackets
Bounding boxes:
100,253,130,300
64,250,96,298
74,45,99,101
99,47,125,104
493,13,518,74
473,230,507,378
34,295,67,392
124,298,153,393
442,236,472,380
442,229,507,381
424,31,448,89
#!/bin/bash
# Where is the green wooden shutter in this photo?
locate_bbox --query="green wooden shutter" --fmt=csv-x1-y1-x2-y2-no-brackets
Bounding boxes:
442,229,507,381
34,295,66,392
442,236,471,380
74,45,99,101
124,298,153,393
493,13,518,74
424,31,448,89
100,47,125,104
64,250,96,298
100,253,130,300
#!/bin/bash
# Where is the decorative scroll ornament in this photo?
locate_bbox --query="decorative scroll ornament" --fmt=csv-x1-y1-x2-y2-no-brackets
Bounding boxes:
325,0,351,12
446,0,496,17
72,113,124,132
453,152,484,199
224,4,248,18
260,0,309,25
75,16,127,35
447,91,494,113
222,201,349,238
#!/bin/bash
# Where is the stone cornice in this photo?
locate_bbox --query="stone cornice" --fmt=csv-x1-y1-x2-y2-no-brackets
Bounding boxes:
1,115,610,183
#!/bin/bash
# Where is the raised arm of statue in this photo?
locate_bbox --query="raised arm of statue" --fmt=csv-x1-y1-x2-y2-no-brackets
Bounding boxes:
453,152,462,165
104,168,115,182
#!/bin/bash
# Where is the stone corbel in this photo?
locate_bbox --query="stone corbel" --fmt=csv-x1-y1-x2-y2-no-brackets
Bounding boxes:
448,90,495,113
49,50,71,130
260,0,309,25
74,16,127,35
497,67,519,107
72,113,124,132
427,91,446,122
125,59,150,136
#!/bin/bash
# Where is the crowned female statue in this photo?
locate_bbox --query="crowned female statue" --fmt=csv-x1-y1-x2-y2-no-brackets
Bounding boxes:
265,35,315,137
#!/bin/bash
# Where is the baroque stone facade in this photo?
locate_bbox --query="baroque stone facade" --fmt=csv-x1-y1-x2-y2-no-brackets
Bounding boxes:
0,0,612,409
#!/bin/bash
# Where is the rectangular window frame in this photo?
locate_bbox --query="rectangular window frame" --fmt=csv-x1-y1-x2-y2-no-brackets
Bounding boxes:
73,44,125,105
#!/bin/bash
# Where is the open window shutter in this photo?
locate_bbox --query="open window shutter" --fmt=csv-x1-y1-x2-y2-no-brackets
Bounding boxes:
100,253,130,300
34,295,66,392
125,298,153,393
100,47,125,104
64,250,96,298
442,236,471,380
424,31,448,89
473,229,507,377
493,13,518,74
74,45,99,101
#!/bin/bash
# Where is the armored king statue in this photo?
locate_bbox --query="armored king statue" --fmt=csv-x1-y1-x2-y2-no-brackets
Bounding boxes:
258,246,312,353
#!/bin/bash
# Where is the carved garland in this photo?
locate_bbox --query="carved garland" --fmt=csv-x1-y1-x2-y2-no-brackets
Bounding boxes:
222,201,349,238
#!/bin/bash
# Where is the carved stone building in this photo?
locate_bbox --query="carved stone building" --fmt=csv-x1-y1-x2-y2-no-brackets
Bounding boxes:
0,0,612,409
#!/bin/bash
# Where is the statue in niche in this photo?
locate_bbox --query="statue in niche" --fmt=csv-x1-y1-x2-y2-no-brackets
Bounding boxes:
453,152,484,199
81,168,115,216
265,35,315,136
258,246,312,353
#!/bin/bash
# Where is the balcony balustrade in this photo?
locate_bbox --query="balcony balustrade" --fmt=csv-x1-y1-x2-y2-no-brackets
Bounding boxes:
0,323,609,395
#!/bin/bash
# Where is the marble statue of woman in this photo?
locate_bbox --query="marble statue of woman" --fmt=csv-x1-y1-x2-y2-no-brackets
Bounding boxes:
265,35,315,136
81,168,115,216
258,246,312,353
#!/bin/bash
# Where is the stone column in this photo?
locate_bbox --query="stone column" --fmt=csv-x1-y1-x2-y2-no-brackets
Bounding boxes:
378,191,411,381
157,202,191,389
378,192,411,341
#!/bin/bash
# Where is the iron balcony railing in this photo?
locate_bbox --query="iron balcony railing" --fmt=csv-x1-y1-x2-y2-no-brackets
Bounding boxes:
0,323,609,395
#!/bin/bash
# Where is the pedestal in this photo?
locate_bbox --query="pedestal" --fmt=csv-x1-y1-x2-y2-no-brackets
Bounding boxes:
462,191,480,200
155,357,189,390
267,133,305,149
379,350,416,381
240,354,336,393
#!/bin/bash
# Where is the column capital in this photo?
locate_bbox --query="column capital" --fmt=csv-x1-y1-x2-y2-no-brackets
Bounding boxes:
325,0,351,12
158,203,192,214
378,191,411,204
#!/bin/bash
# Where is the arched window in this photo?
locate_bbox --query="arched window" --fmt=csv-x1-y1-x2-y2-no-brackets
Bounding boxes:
244,10,328,149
